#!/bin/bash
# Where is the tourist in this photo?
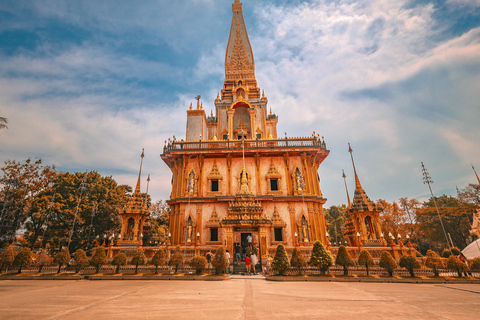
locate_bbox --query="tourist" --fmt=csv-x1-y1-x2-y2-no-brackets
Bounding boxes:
245,254,251,275
205,250,212,272
251,252,258,274
235,243,242,266
226,250,231,274
247,234,252,247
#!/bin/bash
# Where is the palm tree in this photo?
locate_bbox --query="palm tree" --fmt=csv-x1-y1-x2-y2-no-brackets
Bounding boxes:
0,117,8,131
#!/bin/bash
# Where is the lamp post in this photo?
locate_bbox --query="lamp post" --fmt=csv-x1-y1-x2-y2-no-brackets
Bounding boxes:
356,232,361,249
294,232,298,247
166,232,171,263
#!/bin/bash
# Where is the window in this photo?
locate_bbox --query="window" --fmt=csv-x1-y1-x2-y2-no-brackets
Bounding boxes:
223,134,228,140
256,133,261,139
274,228,283,241
210,228,218,242
211,180,219,192
270,179,278,191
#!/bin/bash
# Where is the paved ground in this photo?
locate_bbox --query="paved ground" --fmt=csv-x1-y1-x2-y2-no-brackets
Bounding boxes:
1,276,480,319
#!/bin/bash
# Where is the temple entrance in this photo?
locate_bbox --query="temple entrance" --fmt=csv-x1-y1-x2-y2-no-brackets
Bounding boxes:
240,232,251,255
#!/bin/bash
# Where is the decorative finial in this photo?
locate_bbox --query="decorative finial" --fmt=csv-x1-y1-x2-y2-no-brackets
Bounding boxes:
195,95,201,109
211,110,213,117
348,143,363,191
342,169,351,207
200,102,203,110
189,103,192,110
270,108,272,115
473,164,480,185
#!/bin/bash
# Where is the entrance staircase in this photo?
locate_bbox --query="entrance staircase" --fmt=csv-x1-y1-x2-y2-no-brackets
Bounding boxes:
232,261,262,275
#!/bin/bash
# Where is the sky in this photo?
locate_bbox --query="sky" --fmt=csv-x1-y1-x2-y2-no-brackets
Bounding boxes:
0,0,479,207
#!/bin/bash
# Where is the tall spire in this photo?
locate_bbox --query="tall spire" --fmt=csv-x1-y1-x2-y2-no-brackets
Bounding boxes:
342,169,351,207
225,0,255,82
348,143,363,191
135,148,144,194
473,165,480,185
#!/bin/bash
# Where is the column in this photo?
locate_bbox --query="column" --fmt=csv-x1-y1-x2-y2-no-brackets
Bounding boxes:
225,227,234,264
248,108,256,139
260,227,268,263
196,203,202,246
227,109,235,138
288,203,297,246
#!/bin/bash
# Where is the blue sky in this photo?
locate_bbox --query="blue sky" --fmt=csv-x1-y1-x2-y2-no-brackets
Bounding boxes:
1,0,479,207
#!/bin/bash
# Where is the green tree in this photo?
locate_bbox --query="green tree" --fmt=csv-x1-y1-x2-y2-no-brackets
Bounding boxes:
442,249,452,258
73,249,89,273
0,116,8,131
358,249,375,276
325,205,348,245
469,257,480,272
144,200,170,246
272,244,290,276
151,249,165,274
90,246,107,273
399,255,421,277
446,255,468,277
0,245,16,271
111,252,127,274
35,251,53,273
379,251,397,277
168,246,184,274
54,248,70,273
450,247,461,256
131,248,147,274
212,246,228,275
309,240,333,275
13,247,35,274
335,245,354,276
290,247,306,275
189,255,207,275
424,250,444,277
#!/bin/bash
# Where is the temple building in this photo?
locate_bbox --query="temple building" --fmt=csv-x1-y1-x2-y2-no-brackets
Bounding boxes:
161,0,329,264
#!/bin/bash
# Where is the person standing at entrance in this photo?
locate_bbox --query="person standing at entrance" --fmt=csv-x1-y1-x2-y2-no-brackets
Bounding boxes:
247,234,252,247
245,254,251,275
234,243,242,266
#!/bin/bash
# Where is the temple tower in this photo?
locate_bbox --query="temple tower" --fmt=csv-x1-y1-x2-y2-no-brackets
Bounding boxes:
162,0,329,264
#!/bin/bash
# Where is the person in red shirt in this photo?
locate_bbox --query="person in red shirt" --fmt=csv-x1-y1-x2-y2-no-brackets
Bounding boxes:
245,255,251,275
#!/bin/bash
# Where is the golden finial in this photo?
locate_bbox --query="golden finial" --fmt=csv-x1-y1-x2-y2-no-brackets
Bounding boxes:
200,102,203,110
189,103,192,110
269,108,272,115
210,110,213,117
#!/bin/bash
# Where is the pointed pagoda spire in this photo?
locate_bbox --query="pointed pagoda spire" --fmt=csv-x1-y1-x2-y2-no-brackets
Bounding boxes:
134,148,144,195
348,143,363,191
225,0,255,82
342,169,351,208
473,165,480,185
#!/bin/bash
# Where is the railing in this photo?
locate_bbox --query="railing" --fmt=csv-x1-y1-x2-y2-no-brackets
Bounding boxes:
162,137,327,154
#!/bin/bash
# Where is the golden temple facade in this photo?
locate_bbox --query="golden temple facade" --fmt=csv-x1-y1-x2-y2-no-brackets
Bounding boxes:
161,0,330,263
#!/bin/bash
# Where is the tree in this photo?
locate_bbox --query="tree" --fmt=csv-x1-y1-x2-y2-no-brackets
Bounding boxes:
325,205,348,245
446,255,468,277
211,246,228,275
425,250,444,277
90,246,107,273
309,240,333,275
442,249,452,258
35,251,53,273
271,244,290,276
290,247,307,275
13,247,35,274
168,246,184,274
189,256,207,275
358,249,375,276
0,116,7,131
131,248,147,274
145,200,170,246
150,249,165,274
0,245,16,271
335,245,354,276
399,255,421,277
73,249,89,273
379,251,397,277
450,247,461,256
378,200,410,240
469,257,480,272
111,252,127,274
54,248,70,273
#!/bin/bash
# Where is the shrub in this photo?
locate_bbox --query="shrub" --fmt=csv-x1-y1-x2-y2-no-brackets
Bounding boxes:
446,255,468,277
309,240,333,275
272,244,290,276
211,246,228,275
425,250,444,277
13,248,35,274
90,246,107,273
131,248,147,274
35,252,53,273
290,247,307,275
399,255,421,277
189,256,207,275
450,247,461,256
442,249,451,258
168,246,184,274
469,257,480,272
379,251,397,277
0,245,16,272
358,249,375,276
151,249,166,274
73,249,89,273
54,248,70,274
335,245,355,276
111,252,127,274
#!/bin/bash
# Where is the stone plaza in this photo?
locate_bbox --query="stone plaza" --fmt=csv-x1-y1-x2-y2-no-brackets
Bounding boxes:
1,278,480,319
